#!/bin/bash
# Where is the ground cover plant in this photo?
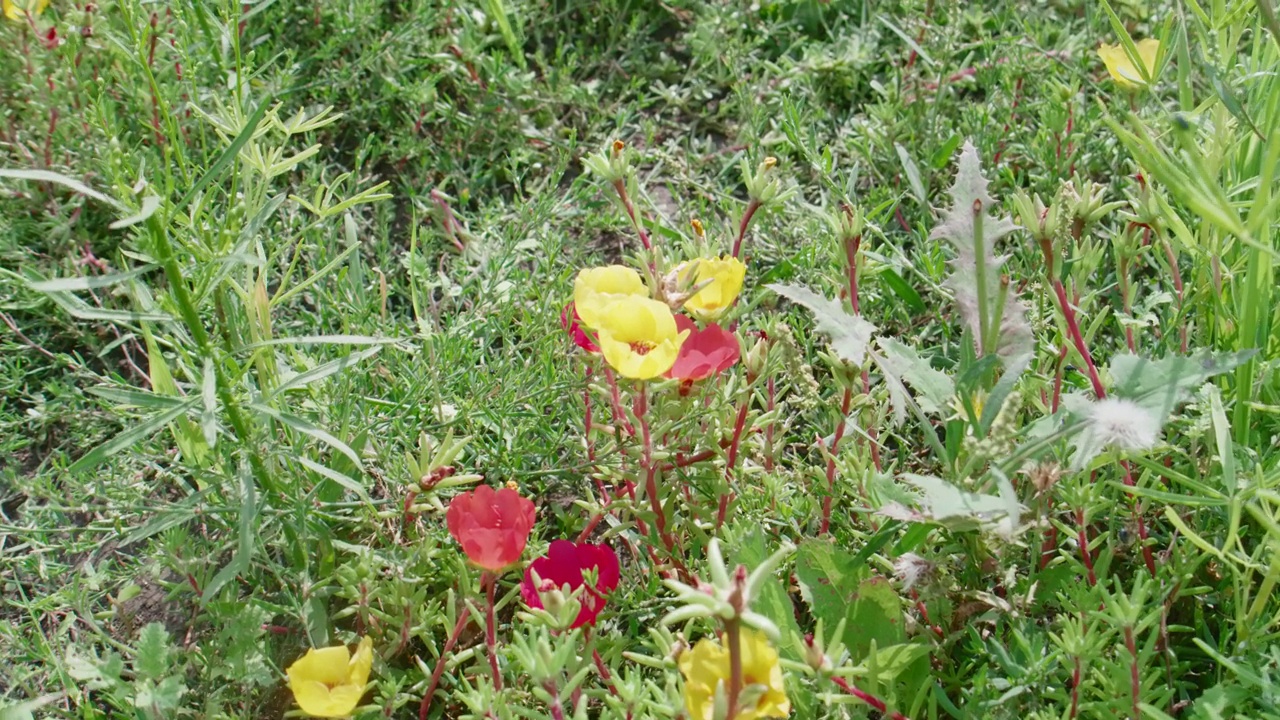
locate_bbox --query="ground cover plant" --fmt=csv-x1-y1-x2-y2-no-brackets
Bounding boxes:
2,0,1280,718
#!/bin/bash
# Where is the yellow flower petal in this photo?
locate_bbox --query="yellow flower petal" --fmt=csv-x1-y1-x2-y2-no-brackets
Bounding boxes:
1098,38,1160,88
679,639,729,720
681,256,747,322
677,630,790,720
573,266,647,329
3,0,48,20
594,297,687,379
286,638,373,718
288,646,353,687
349,636,374,686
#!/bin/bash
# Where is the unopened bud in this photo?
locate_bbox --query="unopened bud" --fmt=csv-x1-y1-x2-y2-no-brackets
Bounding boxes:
690,218,705,238
612,139,625,155
744,335,769,378
803,634,833,672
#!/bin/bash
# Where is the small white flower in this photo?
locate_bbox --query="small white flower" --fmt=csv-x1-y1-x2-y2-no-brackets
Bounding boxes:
1088,398,1161,451
893,553,935,591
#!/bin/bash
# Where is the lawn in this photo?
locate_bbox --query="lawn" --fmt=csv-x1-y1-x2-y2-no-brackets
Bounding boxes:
2,0,1279,718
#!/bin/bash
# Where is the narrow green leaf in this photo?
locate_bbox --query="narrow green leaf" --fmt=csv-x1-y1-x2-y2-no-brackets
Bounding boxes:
297,456,372,505
269,346,382,399
248,404,364,471
69,399,198,473
28,264,160,293
174,96,274,213
880,268,925,315
108,196,163,230
0,168,125,211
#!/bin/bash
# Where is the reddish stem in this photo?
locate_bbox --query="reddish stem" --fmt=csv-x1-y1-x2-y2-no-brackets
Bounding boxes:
1069,654,1082,720
732,200,761,259
830,676,909,720
1125,625,1140,720
1121,460,1158,577
1053,279,1106,399
1075,506,1097,587
819,387,854,535
611,179,653,251
419,606,473,720
484,572,502,691
602,367,633,436
764,376,777,471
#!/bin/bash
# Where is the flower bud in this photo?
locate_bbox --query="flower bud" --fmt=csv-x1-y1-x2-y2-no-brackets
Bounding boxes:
744,334,769,378
803,634,833,673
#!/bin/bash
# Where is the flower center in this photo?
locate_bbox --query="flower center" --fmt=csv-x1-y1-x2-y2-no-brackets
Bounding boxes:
629,341,654,355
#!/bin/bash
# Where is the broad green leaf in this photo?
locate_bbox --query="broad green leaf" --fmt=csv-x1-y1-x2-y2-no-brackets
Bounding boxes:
0,694,61,720
898,473,1022,537
795,541,905,661
134,623,172,681
844,576,907,660
769,283,876,366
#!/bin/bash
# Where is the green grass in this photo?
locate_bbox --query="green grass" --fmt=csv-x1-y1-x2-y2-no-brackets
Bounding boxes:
2,0,1279,718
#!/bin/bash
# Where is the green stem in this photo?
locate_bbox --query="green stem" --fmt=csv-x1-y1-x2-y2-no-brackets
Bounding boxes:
146,215,276,496
972,200,993,356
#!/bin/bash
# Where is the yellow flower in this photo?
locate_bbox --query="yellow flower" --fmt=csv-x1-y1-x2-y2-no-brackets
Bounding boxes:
678,629,791,720
286,636,374,718
573,265,647,330
596,296,688,379
3,0,48,20
1097,38,1160,88
681,256,747,322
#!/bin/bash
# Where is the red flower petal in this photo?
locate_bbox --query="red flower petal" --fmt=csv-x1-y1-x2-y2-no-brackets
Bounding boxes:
520,540,620,628
561,302,600,353
666,318,740,382
446,486,537,572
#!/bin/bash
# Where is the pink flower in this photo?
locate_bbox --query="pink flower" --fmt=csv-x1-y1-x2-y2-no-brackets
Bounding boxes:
520,540,620,628
561,302,600,354
666,315,741,382
446,485,537,572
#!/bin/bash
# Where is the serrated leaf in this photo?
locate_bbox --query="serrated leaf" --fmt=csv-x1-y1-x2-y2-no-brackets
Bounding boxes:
1064,350,1253,470
1110,350,1254,420
795,542,904,660
768,283,876,366
876,338,954,414
932,141,1032,364
134,623,172,681
899,472,1023,537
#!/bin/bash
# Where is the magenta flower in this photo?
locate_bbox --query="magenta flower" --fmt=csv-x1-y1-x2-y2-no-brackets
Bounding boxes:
561,302,600,354
666,315,741,382
520,540,620,628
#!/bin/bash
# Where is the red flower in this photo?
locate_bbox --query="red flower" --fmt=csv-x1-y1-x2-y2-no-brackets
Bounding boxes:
446,485,537,572
561,302,600,353
666,315,741,382
520,540,621,628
